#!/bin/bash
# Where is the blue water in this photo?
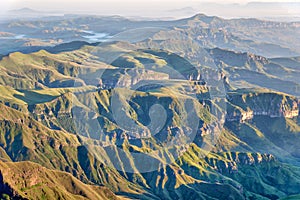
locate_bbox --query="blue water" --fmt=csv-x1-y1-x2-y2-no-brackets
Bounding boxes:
0,34,26,40
81,31,111,42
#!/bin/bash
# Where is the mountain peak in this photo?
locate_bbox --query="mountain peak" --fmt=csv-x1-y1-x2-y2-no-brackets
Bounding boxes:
9,7,39,13
190,13,208,19
187,13,223,24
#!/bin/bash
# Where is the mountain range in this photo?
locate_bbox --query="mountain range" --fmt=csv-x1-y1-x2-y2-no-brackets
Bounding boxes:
0,13,300,200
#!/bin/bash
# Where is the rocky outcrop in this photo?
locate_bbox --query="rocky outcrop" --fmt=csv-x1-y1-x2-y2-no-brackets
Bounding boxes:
97,68,170,89
205,152,276,174
226,91,299,122
208,47,269,71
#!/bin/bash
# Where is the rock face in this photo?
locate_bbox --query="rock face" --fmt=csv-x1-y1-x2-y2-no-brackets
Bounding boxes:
226,91,299,122
208,47,269,70
99,68,170,89
206,152,276,174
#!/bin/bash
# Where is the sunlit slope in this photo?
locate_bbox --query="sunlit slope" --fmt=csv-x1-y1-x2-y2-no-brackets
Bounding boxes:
1,42,299,96
0,161,120,200
1,42,300,199
1,84,300,199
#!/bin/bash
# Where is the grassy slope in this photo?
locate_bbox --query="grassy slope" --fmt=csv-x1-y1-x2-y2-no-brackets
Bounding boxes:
0,102,157,199
0,44,300,199
0,161,120,200
1,86,300,199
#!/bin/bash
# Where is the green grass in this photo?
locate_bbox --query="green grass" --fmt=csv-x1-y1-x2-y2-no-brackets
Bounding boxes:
0,161,119,200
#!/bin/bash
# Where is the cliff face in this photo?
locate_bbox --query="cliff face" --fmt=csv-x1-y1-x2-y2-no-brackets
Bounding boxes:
226,90,299,122
99,68,170,89
205,152,276,174
204,152,300,199
208,47,269,71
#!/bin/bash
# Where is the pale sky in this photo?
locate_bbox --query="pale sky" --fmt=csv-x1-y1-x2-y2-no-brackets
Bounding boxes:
1,0,300,19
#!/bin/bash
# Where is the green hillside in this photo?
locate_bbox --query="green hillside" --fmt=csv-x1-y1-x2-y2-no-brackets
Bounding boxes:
0,161,120,200
0,40,299,199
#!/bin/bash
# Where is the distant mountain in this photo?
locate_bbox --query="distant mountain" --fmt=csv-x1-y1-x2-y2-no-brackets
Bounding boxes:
1,13,299,57
167,7,197,16
8,7,40,14
246,2,300,7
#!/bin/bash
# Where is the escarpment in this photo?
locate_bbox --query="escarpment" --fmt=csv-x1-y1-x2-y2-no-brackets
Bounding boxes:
226,90,299,122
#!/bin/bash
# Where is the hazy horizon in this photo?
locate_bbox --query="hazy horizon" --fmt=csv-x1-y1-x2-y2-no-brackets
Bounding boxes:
1,0,300,20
